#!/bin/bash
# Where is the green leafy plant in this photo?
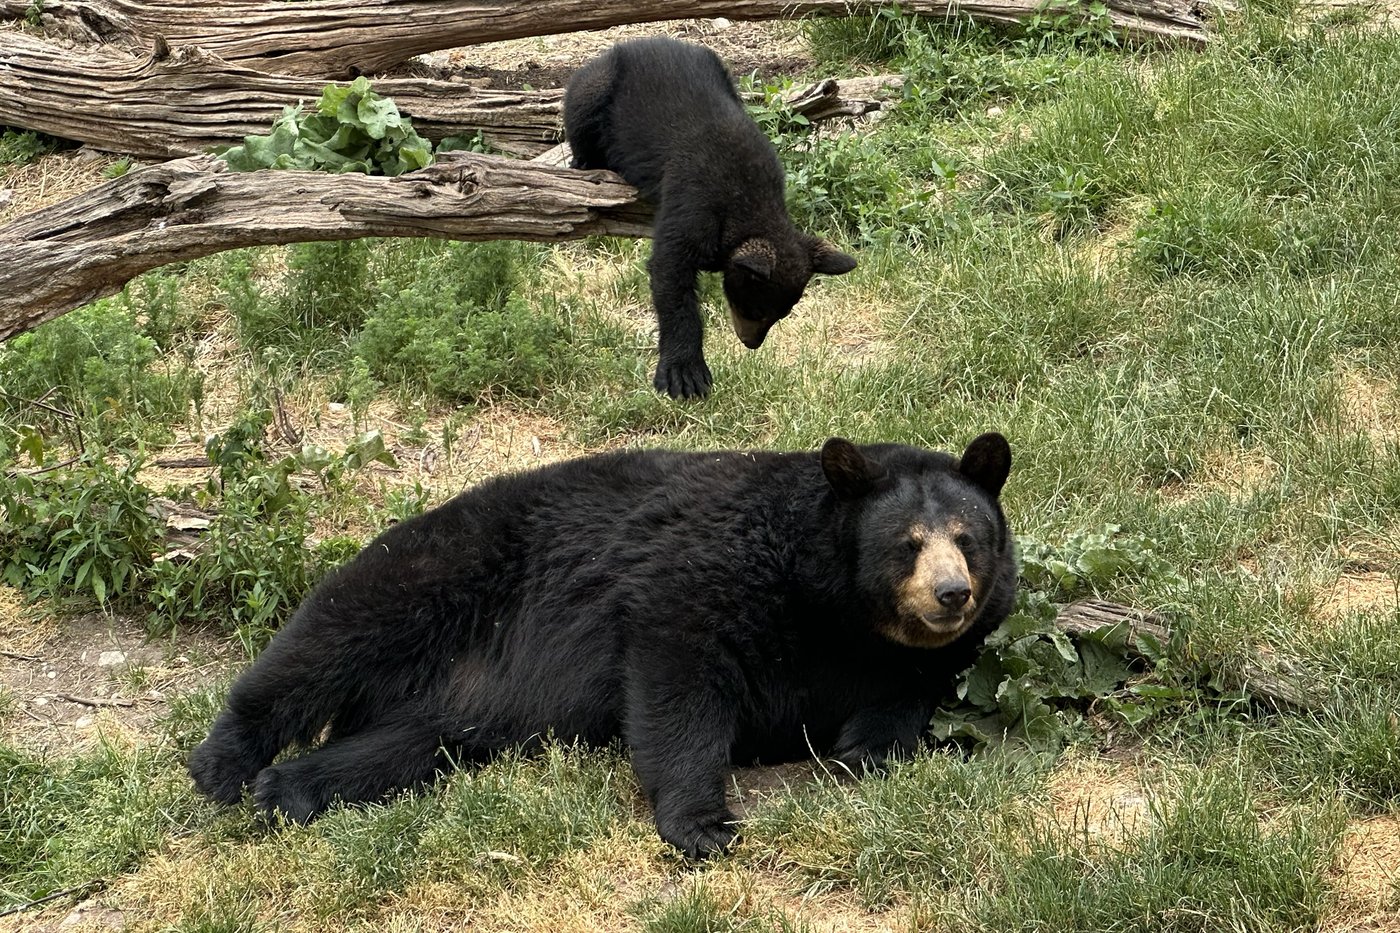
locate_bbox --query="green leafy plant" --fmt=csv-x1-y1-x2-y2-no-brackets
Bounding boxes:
103,157,134,179
0,295,202,445
0,127,59,165
354,241,568,401
1026,0,1120,48
0,452,161,608
147,410,390,649
930,526,1182,749
220,77,433,176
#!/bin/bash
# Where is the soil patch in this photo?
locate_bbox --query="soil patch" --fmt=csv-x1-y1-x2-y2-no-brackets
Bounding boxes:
1046,755,1150,848
1325,814,1400,932
0,594,235,754
1318,570,1400,622
416,20,811,90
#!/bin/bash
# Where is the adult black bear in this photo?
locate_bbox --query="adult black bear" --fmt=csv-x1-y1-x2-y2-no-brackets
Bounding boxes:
189,433,1016,858
563,38,858,399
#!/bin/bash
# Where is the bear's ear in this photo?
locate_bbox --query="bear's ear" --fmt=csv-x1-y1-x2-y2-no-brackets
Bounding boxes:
810,239,857,276
957,432,1012,498
821,438,887,500
730,238,776,280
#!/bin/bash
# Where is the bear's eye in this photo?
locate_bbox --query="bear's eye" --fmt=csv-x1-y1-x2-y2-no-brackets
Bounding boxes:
906,536,923,554
954,532,975,551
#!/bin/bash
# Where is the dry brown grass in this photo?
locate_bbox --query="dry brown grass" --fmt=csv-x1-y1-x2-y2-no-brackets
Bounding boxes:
1317,570,1400,622
0,151,124,227
1340,367,1400,445
1045,755,1151,850
1324,814,1400,932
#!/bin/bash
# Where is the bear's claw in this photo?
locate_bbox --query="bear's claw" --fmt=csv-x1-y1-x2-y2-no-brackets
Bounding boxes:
658,807,739,859
654,357,713,400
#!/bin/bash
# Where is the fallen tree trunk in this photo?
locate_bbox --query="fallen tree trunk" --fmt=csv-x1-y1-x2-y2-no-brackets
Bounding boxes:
0,31,901,158
1054,599,1324,711
0,152,651,342
4,0,1212,77
0,32,564,158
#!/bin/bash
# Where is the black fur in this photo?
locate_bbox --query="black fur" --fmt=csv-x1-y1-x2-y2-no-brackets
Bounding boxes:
563,38,858,399
189,434,1016,858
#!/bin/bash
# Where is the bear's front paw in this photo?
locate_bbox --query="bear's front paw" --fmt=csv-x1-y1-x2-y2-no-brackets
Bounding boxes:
653,356,713,400
656,807,739,859
252,763,327,825
831,733,919,776
830,742,893,775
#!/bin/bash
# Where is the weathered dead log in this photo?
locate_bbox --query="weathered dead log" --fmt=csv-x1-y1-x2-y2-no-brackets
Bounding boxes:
0,152,651,342
3,0,1212,77
0,31,901,159
1054,599,1324,711
0,32,564,158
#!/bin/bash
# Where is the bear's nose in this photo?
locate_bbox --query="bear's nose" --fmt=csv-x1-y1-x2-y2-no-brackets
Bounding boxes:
935,582,972,609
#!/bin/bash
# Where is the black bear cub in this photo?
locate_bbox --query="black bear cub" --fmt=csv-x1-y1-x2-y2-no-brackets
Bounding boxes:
563,38,858,399
190,433,1016,858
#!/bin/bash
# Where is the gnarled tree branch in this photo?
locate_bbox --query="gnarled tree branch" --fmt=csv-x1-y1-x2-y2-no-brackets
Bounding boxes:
3,0,1212,77
0,31,901,158
0,152,651,341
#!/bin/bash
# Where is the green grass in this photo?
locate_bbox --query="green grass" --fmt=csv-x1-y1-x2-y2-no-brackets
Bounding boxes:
4,5,1400,930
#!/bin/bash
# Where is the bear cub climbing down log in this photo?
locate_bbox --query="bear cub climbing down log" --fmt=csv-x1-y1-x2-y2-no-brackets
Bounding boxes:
189,432,1015,858
563,37,858,399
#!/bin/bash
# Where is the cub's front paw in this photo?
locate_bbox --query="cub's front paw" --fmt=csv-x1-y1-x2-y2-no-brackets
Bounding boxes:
653,356,713,400
656,806,739,859
252,763,327,825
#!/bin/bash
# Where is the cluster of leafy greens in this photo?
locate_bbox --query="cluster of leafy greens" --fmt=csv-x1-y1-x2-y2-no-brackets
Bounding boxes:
220,77,432,176
931,526,1182,750
0,409,386,650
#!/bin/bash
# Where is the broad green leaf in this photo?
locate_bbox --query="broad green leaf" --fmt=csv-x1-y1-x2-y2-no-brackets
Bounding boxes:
1079,638,1135,695
963,652,1005,708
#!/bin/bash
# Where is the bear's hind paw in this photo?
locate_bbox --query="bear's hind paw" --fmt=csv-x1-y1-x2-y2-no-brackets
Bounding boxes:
188,737,260,804
252,765,326,825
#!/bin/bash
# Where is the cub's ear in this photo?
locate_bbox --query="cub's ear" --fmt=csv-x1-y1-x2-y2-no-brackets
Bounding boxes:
958,432,1012,498
821,437,887,499
730,238,776,280
810,239,857,276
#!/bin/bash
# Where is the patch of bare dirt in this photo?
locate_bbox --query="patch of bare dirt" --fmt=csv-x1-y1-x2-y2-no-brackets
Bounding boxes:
1046,756,1150,848
1324,814,1400,933
728,760,828,820
0,591,234,754
416,20,810,90
1341,368,1400,445
1157,445,1281,504
1318,570,1400,622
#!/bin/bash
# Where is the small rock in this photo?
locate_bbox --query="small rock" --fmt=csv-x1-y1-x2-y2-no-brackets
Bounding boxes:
98,650,128,668
75,716,94,728
711,17,732,29
327,402,347,414
987,105,1005,118
32,696,48,706
46,670,57,679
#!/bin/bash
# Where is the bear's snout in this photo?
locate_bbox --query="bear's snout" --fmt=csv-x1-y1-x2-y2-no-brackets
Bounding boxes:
728,308,773,350
935,580,973,609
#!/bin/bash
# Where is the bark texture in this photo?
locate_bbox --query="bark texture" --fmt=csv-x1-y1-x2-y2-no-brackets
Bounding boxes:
4,0,1212,77
0,32,564,158
1054,599,1323,711
0,31,900,158
0,153,651,342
